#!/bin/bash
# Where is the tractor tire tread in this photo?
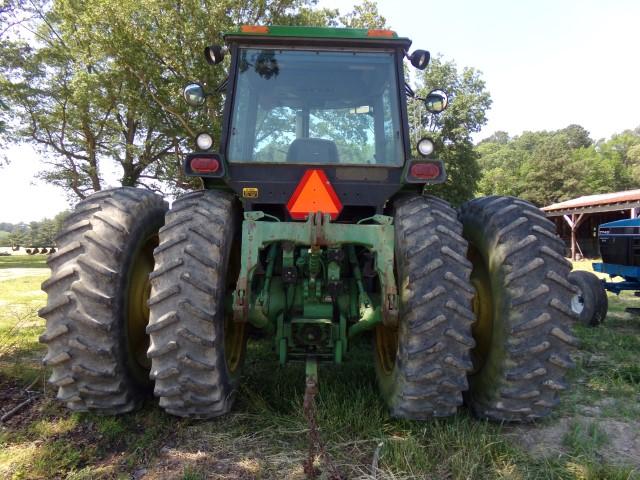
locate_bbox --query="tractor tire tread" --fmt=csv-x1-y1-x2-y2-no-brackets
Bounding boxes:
39,187,167,413
459,195,577,422
147,190,240,419
379,195,475,419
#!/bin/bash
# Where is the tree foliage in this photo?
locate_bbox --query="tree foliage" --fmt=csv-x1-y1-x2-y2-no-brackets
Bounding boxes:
339,0,386,29
2,0,491,206
409,57,492,204
1,211,69,247
1,0,380,199
476,126,640,206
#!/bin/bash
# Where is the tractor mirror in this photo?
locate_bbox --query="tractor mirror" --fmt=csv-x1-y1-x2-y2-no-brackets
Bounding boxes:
183,83,206,107
425,89,449,113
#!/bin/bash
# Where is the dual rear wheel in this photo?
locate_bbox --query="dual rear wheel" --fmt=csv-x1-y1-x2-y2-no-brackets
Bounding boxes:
41,188,576,421
374,194,578,421
39,188,245,417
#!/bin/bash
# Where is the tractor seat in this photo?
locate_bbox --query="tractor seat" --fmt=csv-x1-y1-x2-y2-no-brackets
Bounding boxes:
286,138,339,164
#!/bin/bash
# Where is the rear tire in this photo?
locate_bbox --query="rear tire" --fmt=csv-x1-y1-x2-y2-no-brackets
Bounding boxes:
374,195,475,418
568,270,608,326
147,190,246,418
39,187,167,413
459,196,578,422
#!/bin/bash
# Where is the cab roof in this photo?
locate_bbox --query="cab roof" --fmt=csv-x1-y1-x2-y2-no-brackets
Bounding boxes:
223,25,412,49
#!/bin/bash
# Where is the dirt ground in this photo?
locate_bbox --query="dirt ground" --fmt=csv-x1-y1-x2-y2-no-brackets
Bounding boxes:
0,376,42,430
506,414,640,469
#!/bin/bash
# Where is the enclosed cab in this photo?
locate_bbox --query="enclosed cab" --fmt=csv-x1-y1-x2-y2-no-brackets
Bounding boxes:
598,218,640,267
184,25,446,220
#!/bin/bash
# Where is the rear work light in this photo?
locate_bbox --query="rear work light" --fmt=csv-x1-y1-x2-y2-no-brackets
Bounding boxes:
410,162,441,180
241,25,269,34
190,157,220,174
367,29,395,37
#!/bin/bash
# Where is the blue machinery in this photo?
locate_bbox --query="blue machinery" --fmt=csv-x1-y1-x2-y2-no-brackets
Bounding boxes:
593,217,640,294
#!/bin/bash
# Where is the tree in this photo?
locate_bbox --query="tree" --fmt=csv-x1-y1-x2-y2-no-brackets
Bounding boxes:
1,211,69,247
561,124,592,149
410,57,492,204
476,126,640,206
3,0,489,205
339,0,386,29
0,0,346,199
0,230,10,247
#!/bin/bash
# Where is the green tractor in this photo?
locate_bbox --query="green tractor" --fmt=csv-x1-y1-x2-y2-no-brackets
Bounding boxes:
39,25,577,422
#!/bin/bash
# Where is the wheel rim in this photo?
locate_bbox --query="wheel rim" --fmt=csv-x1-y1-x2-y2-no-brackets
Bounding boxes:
571,292,585,315
126,233,157,381
224,314,245,373
468,245,494,374
375,324,398,375
223,241,245,374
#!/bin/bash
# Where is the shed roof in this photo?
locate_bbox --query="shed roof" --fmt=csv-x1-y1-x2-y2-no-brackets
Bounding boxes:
542,189,640,216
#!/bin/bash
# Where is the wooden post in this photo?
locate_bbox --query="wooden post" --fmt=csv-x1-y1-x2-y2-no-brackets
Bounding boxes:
571,214,576,261
563,213,586,261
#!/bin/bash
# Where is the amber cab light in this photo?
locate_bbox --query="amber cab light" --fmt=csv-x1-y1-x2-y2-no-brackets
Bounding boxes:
190,157,220,174
241,25,269,34
367,29,395,37
410,162,440,180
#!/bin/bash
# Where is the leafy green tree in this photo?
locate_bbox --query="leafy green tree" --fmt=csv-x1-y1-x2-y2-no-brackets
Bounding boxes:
0,0,348,198
3,0,487,205
339,0,386,29
0,230,10,247
411,57,492,204
8,227,29,248
561,124,592,149
627,143,640,183
2,212,69,247
477,126,640,206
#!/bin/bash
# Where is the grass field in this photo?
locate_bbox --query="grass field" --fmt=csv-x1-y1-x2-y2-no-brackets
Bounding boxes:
0,254,48,269
0,255,638,479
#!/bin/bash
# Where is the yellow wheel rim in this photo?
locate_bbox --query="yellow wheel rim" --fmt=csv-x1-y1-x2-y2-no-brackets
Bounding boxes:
224,314,245,373
375,324,398,375
468,245,494,374
127,234,157,377
223,242,245,374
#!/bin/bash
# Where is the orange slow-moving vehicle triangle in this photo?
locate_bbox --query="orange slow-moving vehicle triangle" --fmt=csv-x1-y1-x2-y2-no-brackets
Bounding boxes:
287,169,343,220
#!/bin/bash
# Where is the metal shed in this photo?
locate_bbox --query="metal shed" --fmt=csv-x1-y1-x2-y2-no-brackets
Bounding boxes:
542,189,640,260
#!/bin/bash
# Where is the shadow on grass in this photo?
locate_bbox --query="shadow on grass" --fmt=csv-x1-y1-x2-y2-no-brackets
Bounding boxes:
0,389,180,480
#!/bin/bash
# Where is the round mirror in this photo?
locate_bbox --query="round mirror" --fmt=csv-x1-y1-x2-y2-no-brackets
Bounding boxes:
183,83,206,107
425,89,449,113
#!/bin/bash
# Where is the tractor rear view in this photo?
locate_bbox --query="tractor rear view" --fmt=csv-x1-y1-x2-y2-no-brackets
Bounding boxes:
40,26,577,423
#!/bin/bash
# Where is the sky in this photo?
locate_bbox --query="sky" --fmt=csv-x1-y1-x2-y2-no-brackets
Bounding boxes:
1,0,639,223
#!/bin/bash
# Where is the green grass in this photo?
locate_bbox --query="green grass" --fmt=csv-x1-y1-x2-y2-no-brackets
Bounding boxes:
0,274,47,312
563,419,608,458
560,260,640,422
0,267,638,479
0,272,48,384
0,255,48,269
